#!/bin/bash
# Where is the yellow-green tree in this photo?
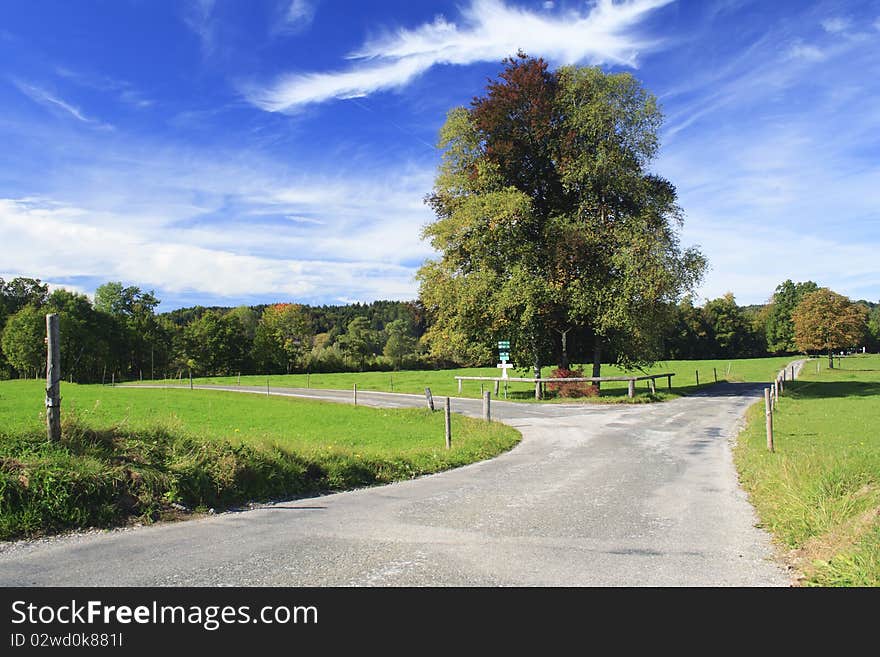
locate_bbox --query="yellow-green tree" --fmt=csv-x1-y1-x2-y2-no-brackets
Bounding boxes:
792,288,868,368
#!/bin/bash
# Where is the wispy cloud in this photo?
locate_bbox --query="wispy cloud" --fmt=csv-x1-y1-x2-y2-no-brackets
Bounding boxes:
183,0,218,56
12,80,111,127
56,67,154,109
247,0,672,111
273,0,316,36
0,134,436,306
788,41,826,62
821,16,851,34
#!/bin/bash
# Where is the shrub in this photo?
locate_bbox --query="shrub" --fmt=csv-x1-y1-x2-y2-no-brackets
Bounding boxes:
546,367,599,398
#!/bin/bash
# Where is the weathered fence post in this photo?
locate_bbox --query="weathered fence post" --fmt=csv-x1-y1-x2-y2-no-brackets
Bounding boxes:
535,378,542,400
45,313,61,442
353,383,358,406
649,378,656,395
695,370,700,386
627,379,635,399
424,387,435,411
667,374,672,390
457,378,462,394
713,367,717,383
444,397,452,449
494,380,499,396
773,380,778,409
765,387,774,452
483,391,491,422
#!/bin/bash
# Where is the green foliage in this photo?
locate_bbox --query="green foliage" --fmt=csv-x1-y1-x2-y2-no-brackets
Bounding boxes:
0,382,520,539
182,310,251,376
252,303,314,373
418,55,705,376
383,319,417,369
765,280,819,353
1,304,45,378
792,288,868,364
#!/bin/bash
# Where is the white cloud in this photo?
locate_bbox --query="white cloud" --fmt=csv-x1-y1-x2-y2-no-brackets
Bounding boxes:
787,42,826,62
276,0,315,34
247,0,672,111
183,0,218,56
820,17,850,34
0,149,436,305
13,81,96,124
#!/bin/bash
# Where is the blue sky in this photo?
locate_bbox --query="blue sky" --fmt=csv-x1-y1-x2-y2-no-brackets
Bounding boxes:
1,0,878,311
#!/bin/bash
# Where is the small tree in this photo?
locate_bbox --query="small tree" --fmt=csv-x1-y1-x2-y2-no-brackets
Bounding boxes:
1,304,45,378
792,288,868,368
383,319,416,369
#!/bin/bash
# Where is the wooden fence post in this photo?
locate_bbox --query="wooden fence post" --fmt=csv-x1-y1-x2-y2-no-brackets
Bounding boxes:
765,387,774,452
457,378,462,394
45,313,61,442
649,378,656,395
695,370,700,386
483,391,491,422
713,367,717,383
494,380,500,396
444,397,452,449
627,379,635,398
353,383,358,406
425,387,435,411
667,374,672,390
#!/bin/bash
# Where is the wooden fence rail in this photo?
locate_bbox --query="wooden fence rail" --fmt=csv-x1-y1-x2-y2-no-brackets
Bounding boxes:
454,373,675,399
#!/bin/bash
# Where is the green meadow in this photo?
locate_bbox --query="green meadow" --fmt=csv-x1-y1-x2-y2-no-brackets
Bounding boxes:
168,355,798,402
0,381,519,540
735,354,880,586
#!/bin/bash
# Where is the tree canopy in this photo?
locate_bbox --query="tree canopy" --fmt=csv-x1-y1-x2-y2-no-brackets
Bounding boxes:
792,288,868,367
418,54,705,380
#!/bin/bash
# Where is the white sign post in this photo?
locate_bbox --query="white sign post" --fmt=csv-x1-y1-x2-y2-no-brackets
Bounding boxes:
497,341,512,379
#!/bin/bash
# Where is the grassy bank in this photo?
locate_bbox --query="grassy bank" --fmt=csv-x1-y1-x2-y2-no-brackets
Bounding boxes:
0,381,520,540
154,356,798,402
734,354,880,586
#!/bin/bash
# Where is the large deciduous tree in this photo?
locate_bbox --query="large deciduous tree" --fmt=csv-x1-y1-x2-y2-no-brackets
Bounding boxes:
792,288,868,367
764,280,819,354
418,54,705,383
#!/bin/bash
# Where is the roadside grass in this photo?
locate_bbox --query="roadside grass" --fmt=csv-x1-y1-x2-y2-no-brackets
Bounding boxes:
151,356,798,403
734,354,880,586
0,381,519,540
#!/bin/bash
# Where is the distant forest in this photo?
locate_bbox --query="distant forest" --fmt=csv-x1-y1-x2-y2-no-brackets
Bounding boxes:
1,276,877,383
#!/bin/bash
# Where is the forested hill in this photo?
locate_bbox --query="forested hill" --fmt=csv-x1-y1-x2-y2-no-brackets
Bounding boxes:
162,300,427,336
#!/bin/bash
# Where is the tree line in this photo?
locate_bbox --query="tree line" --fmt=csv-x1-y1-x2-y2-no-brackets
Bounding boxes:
0,278,429,382
1,274,875,384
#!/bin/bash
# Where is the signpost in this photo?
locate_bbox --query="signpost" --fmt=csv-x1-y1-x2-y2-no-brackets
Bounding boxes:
496,340,513,380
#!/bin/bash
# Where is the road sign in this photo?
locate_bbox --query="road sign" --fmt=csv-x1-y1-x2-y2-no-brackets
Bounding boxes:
499,352,509,361
497,340,510,349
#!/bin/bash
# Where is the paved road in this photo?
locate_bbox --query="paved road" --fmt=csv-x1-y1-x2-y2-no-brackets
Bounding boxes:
0,380,793,586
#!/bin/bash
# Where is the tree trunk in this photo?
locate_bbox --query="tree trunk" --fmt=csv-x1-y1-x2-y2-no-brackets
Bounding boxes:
559,328,570,370
592,340,602,390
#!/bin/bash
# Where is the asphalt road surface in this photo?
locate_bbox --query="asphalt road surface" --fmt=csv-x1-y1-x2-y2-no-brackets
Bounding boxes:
0,381,793,586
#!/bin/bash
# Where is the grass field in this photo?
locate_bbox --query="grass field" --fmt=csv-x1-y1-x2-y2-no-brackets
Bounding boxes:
734,354,880,586
154,356,799,402
0,381,519,540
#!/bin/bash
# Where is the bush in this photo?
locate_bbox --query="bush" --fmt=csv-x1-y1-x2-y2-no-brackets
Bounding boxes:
546,367,599,398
